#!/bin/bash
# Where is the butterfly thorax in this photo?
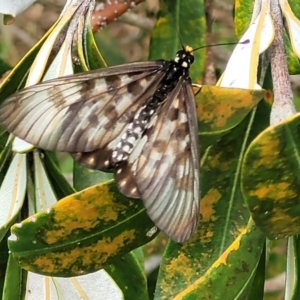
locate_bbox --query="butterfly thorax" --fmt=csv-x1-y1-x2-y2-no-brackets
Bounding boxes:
164,48,194,83
111,48,194,165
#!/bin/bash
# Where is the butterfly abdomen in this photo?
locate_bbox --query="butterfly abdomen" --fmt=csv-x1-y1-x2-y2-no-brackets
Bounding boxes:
111,49,194,166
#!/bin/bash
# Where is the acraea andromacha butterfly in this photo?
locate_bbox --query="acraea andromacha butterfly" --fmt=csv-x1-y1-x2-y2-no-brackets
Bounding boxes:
0,45,200,243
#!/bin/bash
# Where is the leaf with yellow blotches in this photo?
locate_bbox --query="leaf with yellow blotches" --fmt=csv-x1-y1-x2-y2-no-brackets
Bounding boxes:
242,112,300,239
156,220,264,300
8,182,157,277
154,101,269,299
197,86,267,133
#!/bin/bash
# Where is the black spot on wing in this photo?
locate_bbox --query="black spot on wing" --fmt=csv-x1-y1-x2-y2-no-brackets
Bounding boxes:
105,75,122,95
127,80,145,96
80,79,96,94
72,149,114,172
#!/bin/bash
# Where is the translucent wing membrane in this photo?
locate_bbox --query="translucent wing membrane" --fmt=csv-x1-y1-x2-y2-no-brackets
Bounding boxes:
0,61,165,153
0,50,201,242
115,80,200,242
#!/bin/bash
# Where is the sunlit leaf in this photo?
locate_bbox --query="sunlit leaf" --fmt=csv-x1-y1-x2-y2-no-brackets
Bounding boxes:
197,86,266,133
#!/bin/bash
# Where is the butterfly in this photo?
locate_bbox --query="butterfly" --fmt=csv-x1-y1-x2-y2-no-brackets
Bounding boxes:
0,46,200,243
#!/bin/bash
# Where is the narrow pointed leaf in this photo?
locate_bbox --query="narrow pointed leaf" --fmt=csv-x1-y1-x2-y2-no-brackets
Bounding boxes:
0,234,10,296
0,154,26,241
2,254,24,300
285,237,298,299
0,131,12,184
288,235,300,299
81,24,107,70
34,151,57,210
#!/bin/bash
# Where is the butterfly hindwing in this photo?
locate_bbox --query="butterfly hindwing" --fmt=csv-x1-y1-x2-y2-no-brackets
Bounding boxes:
115,79,200,242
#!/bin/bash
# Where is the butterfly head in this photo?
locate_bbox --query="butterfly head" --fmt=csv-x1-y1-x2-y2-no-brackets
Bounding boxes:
174,46,194,69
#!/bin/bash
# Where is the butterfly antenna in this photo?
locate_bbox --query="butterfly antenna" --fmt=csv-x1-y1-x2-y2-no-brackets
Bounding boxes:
177,28,185,51
192,39,250,52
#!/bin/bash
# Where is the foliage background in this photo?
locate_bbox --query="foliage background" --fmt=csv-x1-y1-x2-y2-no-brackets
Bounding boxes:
0,0,299,299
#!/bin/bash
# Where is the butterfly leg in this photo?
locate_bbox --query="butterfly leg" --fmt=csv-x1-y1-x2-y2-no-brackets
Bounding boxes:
192,84,202,96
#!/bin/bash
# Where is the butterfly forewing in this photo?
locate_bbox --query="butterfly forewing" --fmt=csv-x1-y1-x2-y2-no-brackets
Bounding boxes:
115,80,200,242
0,61,165,154
0,48,201,242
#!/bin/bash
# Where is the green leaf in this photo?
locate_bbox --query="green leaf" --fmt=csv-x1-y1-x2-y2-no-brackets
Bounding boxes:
289,0,300,15
106,253,149,300
149,0,206,83
73,163,113,191
155,220,265,299
234,0,253,37
0,127,12,186
0,58,11,77
77,23,107,71
242,112,300,239
0,233,9,296
285,31,300,75
84,24,107,70
2,254,26,300
155,98,271,299
8,182,158,277
290,236,300,299
197,86,266,133
196,85,268,151
94,29,127,66
246,244,266,299
43,151,75,199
